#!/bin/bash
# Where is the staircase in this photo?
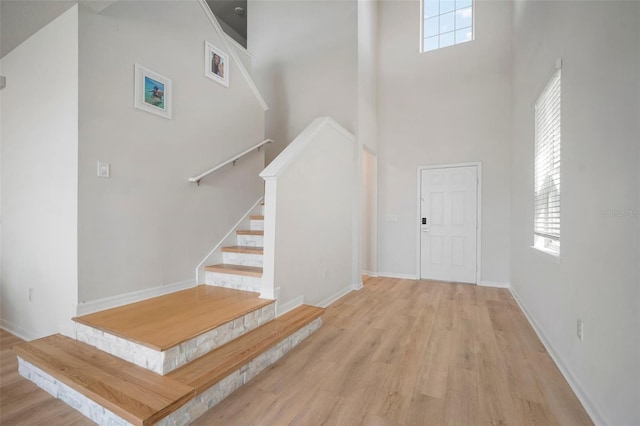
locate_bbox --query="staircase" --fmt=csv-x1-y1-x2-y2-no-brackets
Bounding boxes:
13,205,325,425
204,209,265,293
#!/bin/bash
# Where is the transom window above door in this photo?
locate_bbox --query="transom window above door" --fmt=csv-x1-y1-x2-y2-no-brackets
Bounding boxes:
421,0,474,53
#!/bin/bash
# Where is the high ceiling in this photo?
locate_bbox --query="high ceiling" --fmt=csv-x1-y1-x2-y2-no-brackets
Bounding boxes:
0,0,246,59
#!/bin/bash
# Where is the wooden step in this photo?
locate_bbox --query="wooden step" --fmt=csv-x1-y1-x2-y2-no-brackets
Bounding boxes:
221,246,264,254
205,264,263,277
249,215,264,220
168,305,324,394
73,286,271,351
236,230,264,236
13,334,195,426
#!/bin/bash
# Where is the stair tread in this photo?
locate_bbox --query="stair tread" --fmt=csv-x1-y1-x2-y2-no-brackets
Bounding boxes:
237,230,264,236
249,215,264,220
73,286,272,351
14,334,194,426
205,264,263,277
222,246,264,254
168,305,324,393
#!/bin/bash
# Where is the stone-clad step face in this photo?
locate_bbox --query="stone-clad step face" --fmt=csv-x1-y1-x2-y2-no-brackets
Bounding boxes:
236,230,264,247
249,215,264,231
72,286,274,375
205,264,262,293
222,246,263,267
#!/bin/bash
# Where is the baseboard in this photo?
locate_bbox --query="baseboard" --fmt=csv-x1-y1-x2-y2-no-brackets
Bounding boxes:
276,295,304,317
352,281,364,291
478,280,510,288
362,270,378,278
317,284,357,308
378,272,418,280
509,286,606,426
1,319,37,341
75,279,196,316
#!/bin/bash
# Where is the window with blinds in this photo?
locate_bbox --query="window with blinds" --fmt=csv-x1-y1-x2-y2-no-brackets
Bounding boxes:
534,68,561,255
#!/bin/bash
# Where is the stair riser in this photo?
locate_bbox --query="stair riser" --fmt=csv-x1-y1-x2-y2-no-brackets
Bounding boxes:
222,252,263,267
236,234,263,247
249,219,264,231
205,272,262,293
75,303,275,375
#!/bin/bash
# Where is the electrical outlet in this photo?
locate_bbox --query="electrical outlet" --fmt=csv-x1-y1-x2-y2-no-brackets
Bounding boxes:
577,319,584,341
322,268,328,279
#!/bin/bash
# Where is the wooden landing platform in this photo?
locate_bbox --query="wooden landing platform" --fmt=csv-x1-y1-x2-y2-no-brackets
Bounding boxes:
73,286,273,351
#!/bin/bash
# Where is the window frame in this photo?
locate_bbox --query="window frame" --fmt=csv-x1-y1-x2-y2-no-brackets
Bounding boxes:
420,0,475,53
532,61,562,258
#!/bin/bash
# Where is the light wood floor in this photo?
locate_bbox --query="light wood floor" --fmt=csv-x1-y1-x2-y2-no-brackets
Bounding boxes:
1,278,592,425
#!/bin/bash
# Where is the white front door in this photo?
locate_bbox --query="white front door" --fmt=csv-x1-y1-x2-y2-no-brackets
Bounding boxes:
420,165,478,283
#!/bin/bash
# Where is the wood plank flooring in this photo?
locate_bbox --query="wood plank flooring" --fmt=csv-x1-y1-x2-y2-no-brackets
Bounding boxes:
73,286,273,351
1,278,592,425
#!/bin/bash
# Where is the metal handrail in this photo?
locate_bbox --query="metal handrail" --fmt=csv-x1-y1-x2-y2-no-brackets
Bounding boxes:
188,139,272,185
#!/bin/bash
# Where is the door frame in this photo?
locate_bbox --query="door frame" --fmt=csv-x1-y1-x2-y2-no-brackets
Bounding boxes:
416,162,482,284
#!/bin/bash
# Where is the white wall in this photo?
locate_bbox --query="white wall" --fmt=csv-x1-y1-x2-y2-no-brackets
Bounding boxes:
377,0,512,283
77,1,266,302
357,0,378,153
248,0,358,164
362,148,378,274
261,118,356,310
510,1,640,424
0,6,79,339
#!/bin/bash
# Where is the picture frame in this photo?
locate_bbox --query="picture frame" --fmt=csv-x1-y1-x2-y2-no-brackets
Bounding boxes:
204,41,229,87
134,64,172,119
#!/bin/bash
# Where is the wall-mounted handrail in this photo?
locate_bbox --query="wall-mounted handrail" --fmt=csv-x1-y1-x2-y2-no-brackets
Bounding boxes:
189,139,272,185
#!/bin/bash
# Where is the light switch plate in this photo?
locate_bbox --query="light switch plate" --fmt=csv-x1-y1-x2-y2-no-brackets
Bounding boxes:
97,161,110,178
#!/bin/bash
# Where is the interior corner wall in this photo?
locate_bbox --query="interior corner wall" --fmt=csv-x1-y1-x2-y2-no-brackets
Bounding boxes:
77,1,265,303
247,0,358,164
510,1,640,424
358,0,378,153
376,0,512,282
0,6,79,339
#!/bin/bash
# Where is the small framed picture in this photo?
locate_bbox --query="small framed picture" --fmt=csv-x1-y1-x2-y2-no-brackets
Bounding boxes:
134,64,172,119
204,41,229,87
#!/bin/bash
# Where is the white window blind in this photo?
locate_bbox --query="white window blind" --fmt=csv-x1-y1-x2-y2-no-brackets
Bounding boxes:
534,68,561,252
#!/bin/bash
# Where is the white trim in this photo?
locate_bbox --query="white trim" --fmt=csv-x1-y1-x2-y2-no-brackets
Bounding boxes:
75,279,195,316
276,295,304,317
195,197,264,284
509,286,605,426
260,181,277,300
1,319,37,342
416,162,482,284
196,0,268,111
317,284,359,308
362,270,379,278
378,272,419,280
225,34,252,59
352,281,364,291
477,280,510,289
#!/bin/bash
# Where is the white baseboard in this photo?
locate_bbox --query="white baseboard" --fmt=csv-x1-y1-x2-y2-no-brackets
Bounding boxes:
1,319,37,341
478,280,510,288
362,270,378,277
353,281,364,291
75,279,196,316
317,284,358,308
509,286,605,426
378,272,418,280
276,295,304,317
